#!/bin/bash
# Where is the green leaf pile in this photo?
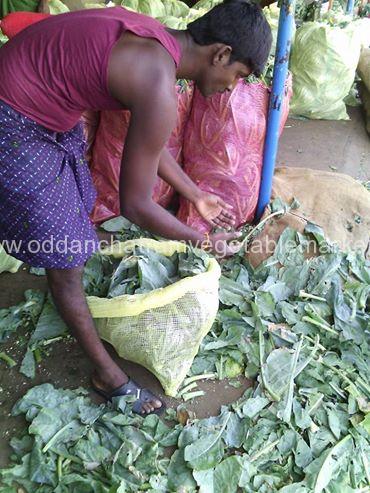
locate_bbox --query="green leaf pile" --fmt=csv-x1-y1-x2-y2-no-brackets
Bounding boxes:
0,384,183,493
83,246,208,298
1,223,369,492
0,290,68,380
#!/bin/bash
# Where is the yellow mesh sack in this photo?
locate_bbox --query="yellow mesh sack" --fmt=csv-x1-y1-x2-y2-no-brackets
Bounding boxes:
87,239,221,396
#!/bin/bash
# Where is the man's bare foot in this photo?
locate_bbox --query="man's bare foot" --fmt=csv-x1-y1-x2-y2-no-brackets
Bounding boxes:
92,369,163,415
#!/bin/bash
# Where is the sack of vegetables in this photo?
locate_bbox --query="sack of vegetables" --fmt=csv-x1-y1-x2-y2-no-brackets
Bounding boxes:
177,77,292,232
85,238,221,396
289,19,367,120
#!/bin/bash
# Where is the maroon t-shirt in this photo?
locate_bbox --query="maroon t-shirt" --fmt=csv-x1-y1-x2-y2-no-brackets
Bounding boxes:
0,7,182,132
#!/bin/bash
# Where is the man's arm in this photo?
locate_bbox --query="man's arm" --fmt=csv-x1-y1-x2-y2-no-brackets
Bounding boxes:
108,46,203,242
157,147,202,203
108,40,240,254
120,96,238,246
119,82,204,243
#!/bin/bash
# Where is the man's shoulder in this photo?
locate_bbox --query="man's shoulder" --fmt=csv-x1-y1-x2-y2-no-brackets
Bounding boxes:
108,31,177,106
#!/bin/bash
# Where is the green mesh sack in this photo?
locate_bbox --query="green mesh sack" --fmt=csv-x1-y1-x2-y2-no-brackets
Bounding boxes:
290,21,362,120
87,239,221,396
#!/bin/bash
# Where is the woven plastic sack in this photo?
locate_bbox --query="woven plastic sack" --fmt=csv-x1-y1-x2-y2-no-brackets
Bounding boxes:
87,239,221,396
176,77,292,233
90,82,194,224
81,110,100,163
289,21,363,120
246,167,370,267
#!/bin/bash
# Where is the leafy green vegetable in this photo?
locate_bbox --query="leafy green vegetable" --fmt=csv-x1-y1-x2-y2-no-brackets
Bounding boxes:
84,247,208,298
183,412,231,470
19,347,36,379
213,456,244,493
121,0,166,17
0,245,22,274
0,290,45,342
29,267,46,276
1,216,369,492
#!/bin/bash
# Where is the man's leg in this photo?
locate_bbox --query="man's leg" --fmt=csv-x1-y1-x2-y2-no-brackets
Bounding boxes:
46,266,162,414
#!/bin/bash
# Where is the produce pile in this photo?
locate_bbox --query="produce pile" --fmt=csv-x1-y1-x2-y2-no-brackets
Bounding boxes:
118,0,370,100
0,215,369,492
83,246,208,298
1,0,369,116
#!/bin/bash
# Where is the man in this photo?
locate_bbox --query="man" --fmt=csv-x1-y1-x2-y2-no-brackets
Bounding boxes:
0,0,272,414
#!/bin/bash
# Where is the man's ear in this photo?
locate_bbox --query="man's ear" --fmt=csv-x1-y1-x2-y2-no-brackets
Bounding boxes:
212,44,232,66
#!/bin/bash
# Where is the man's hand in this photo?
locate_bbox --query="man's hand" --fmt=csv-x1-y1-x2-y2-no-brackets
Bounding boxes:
194,193,236,229
207,231,242,258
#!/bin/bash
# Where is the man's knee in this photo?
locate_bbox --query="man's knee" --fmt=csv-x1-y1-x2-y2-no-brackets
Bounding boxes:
46,266,84,289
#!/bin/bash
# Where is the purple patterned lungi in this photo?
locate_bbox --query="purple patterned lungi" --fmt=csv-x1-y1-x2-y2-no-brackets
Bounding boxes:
0,101,99,269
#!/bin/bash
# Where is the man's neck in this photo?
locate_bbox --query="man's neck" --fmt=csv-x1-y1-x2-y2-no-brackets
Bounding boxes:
166,29,204,80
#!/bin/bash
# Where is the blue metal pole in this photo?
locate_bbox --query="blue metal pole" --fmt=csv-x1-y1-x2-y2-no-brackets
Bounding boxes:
346,0,354,14
255,0,296,222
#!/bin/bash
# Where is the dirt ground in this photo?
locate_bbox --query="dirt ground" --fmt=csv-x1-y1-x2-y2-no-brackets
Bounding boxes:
0,106,369,467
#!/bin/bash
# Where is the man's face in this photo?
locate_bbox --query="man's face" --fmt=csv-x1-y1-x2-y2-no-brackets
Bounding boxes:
196,48,252,98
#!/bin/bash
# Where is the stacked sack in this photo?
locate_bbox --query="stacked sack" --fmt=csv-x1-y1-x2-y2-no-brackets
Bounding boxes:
177,77,292,232
290,13,370,120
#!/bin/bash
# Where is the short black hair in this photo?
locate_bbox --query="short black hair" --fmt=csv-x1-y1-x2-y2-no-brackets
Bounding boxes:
187,0,272,77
